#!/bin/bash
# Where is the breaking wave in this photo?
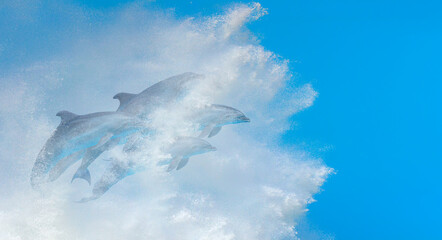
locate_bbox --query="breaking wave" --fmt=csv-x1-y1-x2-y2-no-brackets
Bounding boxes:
0,2,332,239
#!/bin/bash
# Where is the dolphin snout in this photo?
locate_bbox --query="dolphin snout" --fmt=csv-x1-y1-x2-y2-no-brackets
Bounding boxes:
239,115,250,122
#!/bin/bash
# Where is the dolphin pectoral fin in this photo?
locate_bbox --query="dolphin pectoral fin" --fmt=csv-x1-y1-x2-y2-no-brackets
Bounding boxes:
176,157,189,170
208,126,222,138
92,133,113,150
198,124,214,138
71,168,91,185
167,156,181,172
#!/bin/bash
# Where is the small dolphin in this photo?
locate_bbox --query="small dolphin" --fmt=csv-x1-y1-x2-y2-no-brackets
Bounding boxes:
166,137,217,171
113,72,203,118
30,111,142,188
193,104,250,138
78,137,216,202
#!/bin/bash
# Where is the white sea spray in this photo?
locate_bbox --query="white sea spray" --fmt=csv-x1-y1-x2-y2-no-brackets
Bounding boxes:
0,2,332,239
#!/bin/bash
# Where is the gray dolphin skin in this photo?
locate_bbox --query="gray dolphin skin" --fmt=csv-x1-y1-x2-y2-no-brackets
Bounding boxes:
30,111,142,188
113,72,203,118
195,104,250,138
79,137,216,202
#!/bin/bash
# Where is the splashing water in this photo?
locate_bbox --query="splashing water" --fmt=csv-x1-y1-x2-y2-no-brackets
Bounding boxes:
0,2,332,239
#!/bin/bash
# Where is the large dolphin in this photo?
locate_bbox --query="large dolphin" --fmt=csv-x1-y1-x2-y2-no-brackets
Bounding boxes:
113,72,203,118
78,137,216,202
193,104,250,138
112,73,250,138
30,111,143,188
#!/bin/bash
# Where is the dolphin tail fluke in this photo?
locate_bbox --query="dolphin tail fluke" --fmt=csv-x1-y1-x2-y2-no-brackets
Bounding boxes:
71,168,91,185
176,157,189,170
167,156,181,172
208,126,222,138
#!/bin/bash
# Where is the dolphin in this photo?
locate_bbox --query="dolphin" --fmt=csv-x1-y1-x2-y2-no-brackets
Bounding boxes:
193,104,250,138
78,137,216,202
113,73,250,138
30,111,143,188
113,72,203,118
165,137,217,171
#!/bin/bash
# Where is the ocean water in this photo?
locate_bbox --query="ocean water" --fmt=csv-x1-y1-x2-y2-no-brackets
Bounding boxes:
0,2,332,239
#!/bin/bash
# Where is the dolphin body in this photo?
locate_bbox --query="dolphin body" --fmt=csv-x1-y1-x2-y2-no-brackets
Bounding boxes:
78,137,216,202
113,72,203,119
30,111,142,188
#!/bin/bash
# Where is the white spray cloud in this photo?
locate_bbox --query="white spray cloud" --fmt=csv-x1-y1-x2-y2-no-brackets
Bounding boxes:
0,1,332,239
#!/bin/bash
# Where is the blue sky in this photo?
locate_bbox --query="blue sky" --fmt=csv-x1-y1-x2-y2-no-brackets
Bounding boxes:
267,1,442,239
262,1,442,239
2,0,441,239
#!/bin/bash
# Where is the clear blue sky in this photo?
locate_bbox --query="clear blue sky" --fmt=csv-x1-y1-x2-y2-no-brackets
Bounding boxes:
7,0,442,239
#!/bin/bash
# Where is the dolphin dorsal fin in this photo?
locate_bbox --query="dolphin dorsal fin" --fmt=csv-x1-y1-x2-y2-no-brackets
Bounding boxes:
113,92,136,110
56,111,78,123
